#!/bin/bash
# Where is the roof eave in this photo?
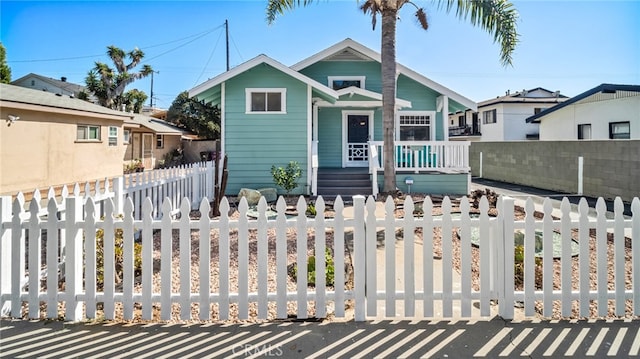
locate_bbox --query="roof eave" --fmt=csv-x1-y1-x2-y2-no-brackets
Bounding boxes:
525,83,640,123
189,54,339,100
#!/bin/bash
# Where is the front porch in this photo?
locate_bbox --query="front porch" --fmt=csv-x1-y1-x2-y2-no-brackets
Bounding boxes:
311,141,471,197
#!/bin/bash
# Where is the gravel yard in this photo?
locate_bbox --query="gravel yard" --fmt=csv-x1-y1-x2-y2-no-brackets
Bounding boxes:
23,194,636,322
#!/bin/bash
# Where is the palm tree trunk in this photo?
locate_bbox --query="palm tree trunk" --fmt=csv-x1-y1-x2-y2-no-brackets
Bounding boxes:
381,3,397,193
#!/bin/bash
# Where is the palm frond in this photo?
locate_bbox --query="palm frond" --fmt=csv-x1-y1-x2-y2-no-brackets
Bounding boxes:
436,0,519,66
360,0,384,30
266,0,319,25
415,7,428,30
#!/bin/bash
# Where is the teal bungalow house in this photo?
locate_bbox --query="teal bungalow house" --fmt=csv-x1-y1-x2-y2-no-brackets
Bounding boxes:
189,39,476,197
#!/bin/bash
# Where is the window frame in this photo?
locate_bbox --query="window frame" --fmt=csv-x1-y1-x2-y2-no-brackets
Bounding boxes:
156,134,164,149
396,111,435,141
108,126,118,146
123,129,131,144
577,124,592,140
609,121,630,139
328,76,366,91
482,109,497,124
534,107,547,115
245,88,287,114
76,124,101,142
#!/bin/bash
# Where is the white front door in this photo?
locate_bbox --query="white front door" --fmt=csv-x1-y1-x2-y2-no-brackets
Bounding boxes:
342,110,374,167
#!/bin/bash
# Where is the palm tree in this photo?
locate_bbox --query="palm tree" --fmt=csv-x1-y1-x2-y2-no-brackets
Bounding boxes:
266,0,519,194
86,45,154,111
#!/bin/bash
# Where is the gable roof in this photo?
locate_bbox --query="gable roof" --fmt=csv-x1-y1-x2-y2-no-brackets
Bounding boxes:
291,38,477,111
130,114,192,136
0,83,133,121
11,73,87,95
189,54,339,100
526,84,640,123
479,87,569,107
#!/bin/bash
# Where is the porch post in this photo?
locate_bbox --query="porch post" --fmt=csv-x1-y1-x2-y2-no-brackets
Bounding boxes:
219,82,226,187
307,85,313,195
311,102,319,196
438,95,450,142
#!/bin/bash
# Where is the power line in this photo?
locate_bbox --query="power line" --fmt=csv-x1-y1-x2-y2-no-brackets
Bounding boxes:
193,29,224,87
8,24,225,64
143,25,224,63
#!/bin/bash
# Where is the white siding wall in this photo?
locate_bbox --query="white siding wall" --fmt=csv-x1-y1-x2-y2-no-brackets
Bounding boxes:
539,96,640,140
479,104,503,141
12,77,76,97
502,103,544,140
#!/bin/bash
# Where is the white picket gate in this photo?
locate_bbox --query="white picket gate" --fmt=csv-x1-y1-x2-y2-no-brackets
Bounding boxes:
0,193,638,322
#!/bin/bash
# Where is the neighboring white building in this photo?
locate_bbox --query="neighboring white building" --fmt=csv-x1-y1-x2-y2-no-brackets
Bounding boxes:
460,87,569,141
448,109,482,141
11,73,93,101
527,84,640,140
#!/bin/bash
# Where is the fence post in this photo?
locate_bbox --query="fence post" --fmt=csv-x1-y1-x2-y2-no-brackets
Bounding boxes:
499,196,515,320
206,160,214,200
353,195,366,321
65,197,83,321
577,156,584,195
112,176,124,215
192,162,201,209
0,196,11,316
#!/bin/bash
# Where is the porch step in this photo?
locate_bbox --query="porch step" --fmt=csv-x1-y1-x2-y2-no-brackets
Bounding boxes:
316,168,373,198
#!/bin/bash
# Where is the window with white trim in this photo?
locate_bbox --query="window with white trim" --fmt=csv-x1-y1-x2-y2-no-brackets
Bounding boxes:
245,88,286,113
398,113,431,141
328,76,366,90
108,126,118,146
76,125,100,141
123,130,131,144
156,134,164,149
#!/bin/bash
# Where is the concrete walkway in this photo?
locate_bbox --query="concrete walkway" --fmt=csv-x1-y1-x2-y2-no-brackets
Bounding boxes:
2,317,639,358
343,200,497,321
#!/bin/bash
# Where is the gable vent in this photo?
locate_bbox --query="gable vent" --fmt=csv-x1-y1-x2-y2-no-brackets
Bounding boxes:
326,48,373,62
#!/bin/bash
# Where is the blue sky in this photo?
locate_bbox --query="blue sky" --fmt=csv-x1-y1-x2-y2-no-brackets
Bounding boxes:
1,0,639,108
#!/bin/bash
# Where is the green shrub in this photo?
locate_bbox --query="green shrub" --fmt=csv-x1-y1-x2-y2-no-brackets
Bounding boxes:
306,201,317,216
94,217,142,290
271,161,302,194
514,244,542,288
291,248,335,287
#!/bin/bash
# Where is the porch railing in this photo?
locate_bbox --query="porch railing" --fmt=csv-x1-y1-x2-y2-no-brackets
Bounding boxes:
368,141,470,173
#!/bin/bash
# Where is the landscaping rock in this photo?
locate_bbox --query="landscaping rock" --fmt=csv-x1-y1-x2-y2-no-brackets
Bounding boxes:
238,188,261,206
257,187,278,203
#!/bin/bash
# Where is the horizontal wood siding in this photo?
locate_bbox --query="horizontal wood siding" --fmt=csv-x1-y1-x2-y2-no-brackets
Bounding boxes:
317,108,383,167
317,107,342,167
377,173,469,195
300,61,381,92
225,64,308,195
396,75,444,140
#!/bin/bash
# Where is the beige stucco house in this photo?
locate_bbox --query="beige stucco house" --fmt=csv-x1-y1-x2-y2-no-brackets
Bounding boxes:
0,83,135,195
124,115,190,170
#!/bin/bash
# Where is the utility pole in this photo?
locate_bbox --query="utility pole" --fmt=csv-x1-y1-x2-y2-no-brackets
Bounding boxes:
225,19,230,71
150,70,159,108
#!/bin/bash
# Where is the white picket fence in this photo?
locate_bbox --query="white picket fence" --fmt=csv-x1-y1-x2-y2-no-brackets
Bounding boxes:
0,193,638,322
